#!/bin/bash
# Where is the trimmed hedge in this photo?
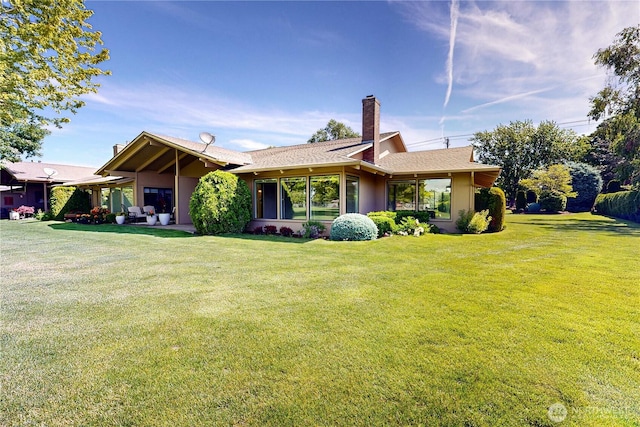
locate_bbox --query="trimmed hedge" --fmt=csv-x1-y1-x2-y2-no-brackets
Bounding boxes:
593,190,640,222
475,187,506,232
50,187,91,220
330,214,378,241
189,170,252,234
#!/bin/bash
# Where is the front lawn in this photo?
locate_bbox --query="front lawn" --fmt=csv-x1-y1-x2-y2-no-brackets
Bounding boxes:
1,213,638,426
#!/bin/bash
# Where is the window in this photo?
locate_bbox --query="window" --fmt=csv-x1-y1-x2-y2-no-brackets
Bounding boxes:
419,178,451,219
310,175,340,220
255,179,277,219
281,177,306,219
144,187,173,213
346,176,359,213
387,180,416,211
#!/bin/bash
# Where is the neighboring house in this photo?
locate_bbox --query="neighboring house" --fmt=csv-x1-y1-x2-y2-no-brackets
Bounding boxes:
0,161,108,219
92,96,501,232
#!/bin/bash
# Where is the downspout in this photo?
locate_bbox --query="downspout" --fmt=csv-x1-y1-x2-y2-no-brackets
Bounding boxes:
175,148,180,224
43,182,48,211
470,171,475,211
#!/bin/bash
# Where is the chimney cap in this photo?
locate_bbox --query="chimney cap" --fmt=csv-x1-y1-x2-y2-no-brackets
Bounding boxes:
366,94,375,98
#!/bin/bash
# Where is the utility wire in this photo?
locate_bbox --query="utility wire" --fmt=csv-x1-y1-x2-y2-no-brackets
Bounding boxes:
406,119,595,149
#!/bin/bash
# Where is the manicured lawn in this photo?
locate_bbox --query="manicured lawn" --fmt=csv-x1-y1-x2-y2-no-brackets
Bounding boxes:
1,213,638,426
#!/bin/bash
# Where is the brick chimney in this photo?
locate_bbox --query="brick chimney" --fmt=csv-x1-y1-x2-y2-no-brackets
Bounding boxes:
362,95,380,164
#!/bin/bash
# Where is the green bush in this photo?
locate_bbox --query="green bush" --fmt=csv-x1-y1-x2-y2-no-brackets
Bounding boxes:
456,210,475,232
515,191,527,211
539,191,567,212
330,214,378,241
467,210,492,234
50,187,91,220
105,213,117,223
395,210,432,224
565,162,603,212
594,190,640,222
367,211,396,221
189,170,251,234
367,214,397,237
475,187,506,232
456,209,491,234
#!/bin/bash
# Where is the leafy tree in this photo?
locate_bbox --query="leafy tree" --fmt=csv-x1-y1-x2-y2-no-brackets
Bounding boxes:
588,25,640,185
583,131,628,184
1,0,110,161
520,164,577,199
472,120,581,202
308,119,360,143
565,162,603,212
0,120,50,162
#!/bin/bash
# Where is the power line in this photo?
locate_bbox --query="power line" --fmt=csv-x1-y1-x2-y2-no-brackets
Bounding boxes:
406,118,596,149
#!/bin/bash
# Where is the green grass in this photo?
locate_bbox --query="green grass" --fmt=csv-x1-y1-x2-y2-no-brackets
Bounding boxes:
1,213,639,426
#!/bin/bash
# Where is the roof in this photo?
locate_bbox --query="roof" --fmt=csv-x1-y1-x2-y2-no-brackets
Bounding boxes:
96,131,253,176
378,146,501,174
231,132,398,173
1,161,101,183
148,133,253,166
95,129,500,187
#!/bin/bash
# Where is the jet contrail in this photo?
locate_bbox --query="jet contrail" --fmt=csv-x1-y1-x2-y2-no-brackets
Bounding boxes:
443,0,459,109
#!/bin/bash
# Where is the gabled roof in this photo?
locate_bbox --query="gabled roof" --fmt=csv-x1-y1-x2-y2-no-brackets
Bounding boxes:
148,133,253,166
96,131,253,175
231,132,399,173
1,161,100,183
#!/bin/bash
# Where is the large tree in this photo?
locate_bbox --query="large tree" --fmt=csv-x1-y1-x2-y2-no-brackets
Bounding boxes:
588,25,640,185
472,120,584,202
0,0,110,162
308,119,360,143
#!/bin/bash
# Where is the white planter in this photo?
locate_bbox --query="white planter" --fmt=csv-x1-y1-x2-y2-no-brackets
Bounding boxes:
146,215,157,226
158,213,171,226
9,211,20,220
115,215,126,225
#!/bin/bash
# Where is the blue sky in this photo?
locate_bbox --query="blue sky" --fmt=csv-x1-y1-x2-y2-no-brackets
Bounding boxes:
41,0,639,167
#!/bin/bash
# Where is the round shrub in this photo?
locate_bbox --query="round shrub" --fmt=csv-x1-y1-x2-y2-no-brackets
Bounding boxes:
368,214,396,237
189,170,251,234
526,203,541,213
565,162,603,212
330,213,378,241
540,191,567,212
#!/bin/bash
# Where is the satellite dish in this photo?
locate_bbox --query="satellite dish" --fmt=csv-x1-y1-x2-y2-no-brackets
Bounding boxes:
199,132,215,145
43,167,58,178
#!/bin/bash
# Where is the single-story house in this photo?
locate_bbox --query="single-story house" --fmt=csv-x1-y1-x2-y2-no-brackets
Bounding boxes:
90,96,501,233
0,161,121,219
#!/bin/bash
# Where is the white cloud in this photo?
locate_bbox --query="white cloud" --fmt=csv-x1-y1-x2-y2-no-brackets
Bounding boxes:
395,0,639,130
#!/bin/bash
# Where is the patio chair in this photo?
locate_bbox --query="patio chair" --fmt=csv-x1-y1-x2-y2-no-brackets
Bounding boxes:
127,206,146,223
143,205,156,216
